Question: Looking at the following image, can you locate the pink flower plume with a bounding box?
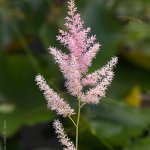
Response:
[36,0,118,109]
[82,56,118,86]
[56,0,101,73]
[35,75,75,117]
[53,119,76,150]
[81,57,118,104]
[65,55,82,97]
[35,1,118,148]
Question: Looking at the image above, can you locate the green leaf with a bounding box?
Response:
[87,99,150,147]
[90,99,150,127]
[78,118,115,150]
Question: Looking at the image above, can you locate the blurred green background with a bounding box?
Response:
[0,0,150,149]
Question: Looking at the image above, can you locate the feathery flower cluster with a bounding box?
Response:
[47,0,118,105]
[35,0,118,149]
[35,75,74,117]
[81,57,118,87]
[50,0,101,74]
[81,57,118,104]
[53,119,76,150]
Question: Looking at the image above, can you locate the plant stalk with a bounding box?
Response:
[76,99,81,150]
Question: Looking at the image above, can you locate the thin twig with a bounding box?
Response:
[68,116,77,127]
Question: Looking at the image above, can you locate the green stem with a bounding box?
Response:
[68,116,76,127]
[76,99,81,150]
[80,103,85,108]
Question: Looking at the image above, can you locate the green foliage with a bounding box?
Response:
[0,54,55,136]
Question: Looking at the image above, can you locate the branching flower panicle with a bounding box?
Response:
[35,0,118,149]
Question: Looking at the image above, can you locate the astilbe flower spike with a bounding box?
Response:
[81,56,118,104]
[54,0,101,73]
[53,119,76,150]
[49,47,82,97]
[82,57,118,87]
[35,0,118,149]
[35,75,74,117]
